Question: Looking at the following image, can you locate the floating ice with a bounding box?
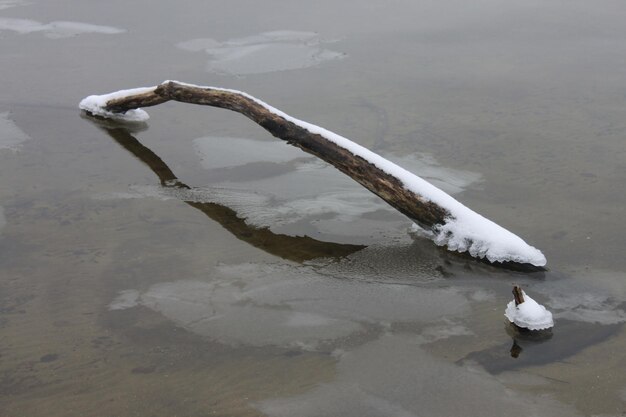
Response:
[547,292,626,325]
[79,87,152,122]
[0,17,125,38]
[110,262,470,349]
[0,112,30,152]
[92,184,181,201]
[0,0,25,10]
[504,290,554,330]
[108,289,140,311]
[538,269,626,325]
[193,136,307,169]
[80,81,546,265]
[176,30,344,75]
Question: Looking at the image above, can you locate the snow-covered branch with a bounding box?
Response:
[80,80,546,267]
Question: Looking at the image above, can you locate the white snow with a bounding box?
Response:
[79,87,153,122]
[79,81,547,265]
[504,290,554,330]
[0,17,125,38]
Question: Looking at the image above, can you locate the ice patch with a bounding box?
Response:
[193,136,307,169]
[504,290,554,330]
[238,191,390,229]
[0,17,125,38]
[92,184,174,201]
[0,112,30,152]
[285,312,337,327]
[79,87,152,122]
[0,0,26,10]
[108,289,140,310]
[121,262,470,349]
[176,30,345,75]
[547,293,626,325]
[538,270,626,325]
[418,320,474,344]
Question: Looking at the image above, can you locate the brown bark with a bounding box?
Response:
[102,81,450,232]
[512,286,525,306]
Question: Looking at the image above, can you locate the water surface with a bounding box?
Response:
[1,0,625,416]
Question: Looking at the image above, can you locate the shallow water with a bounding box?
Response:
[1,0,626,416]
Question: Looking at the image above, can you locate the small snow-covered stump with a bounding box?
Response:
[80,81,548,269]
[505,286,554,332]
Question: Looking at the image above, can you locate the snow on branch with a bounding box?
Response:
[79,80,547,267]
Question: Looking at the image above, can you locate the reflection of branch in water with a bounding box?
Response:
[102,126,365,262]
[510,339,522,358]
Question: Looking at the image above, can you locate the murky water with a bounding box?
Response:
[1,0,625,416]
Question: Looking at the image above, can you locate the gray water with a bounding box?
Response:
[1,0,625,416]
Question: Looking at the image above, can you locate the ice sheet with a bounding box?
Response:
[0,0,25,10]
[176,31,344,75]
[193,136,308,169]
[0,17,125,38]
[110,262,470,349]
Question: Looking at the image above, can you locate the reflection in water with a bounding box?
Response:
[510,339,522,358]
[99,124,365,262]
[461,320,618,373]
[507,322,553,359]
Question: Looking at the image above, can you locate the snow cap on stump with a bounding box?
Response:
[505,289,554,331]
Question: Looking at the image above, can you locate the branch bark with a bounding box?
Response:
[512,286,525,306]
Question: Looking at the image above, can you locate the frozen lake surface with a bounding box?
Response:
[1,0,625,416]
